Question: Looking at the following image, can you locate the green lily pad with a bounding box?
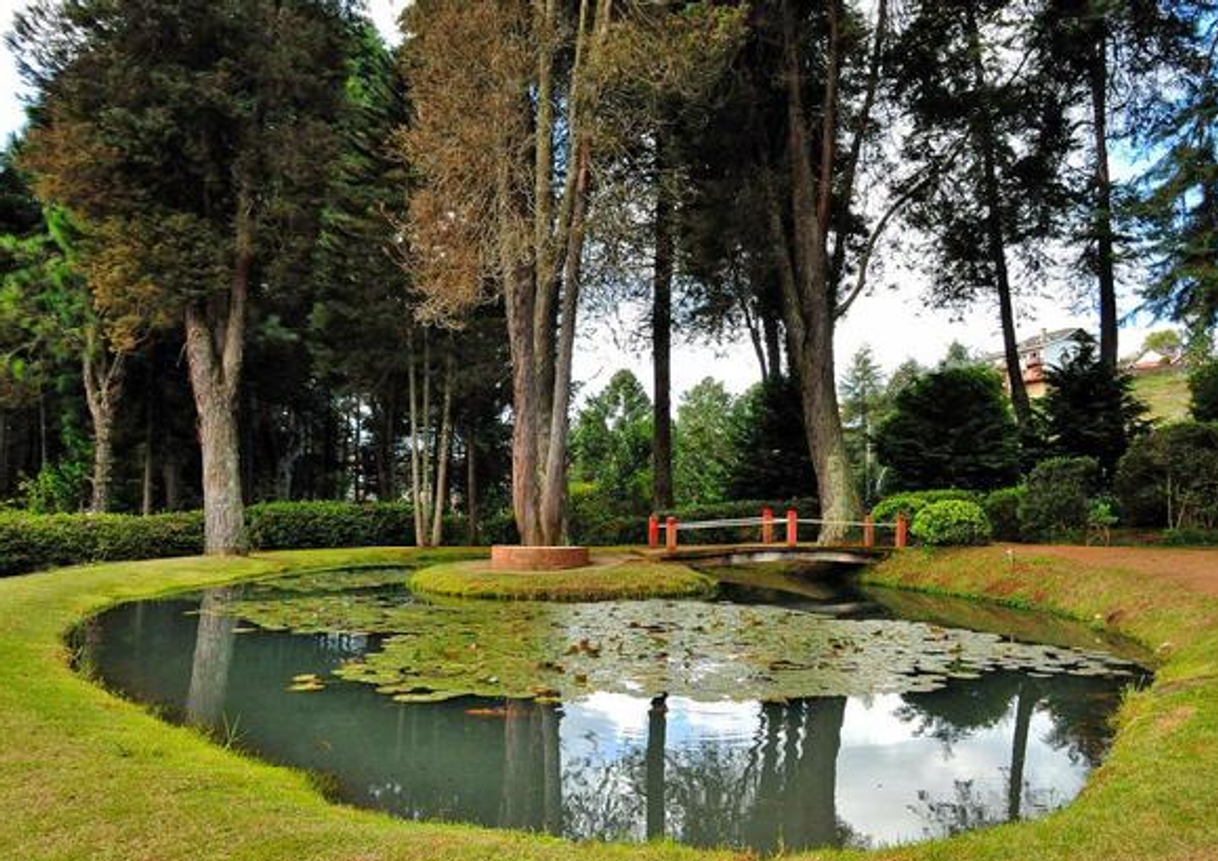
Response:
[209,575,1141,704]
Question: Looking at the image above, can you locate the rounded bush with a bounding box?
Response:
[1019,456,1099,539]
[910,500,992,546]
[983,486,1026,542]
[872,489,978,525]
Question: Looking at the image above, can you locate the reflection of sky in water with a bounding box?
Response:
[562,690,1092,849]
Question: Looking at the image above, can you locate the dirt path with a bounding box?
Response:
[1008,544,1218,599]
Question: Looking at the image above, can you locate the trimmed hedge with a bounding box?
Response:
[245,501,413,550]
[0,496,827,578]
[0,501,446,578]
[910,500,993,546]
[0,510,205,577]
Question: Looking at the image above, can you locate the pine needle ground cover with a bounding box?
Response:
[1,545,1217,860]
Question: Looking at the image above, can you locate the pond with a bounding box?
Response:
[75,563,1147,855]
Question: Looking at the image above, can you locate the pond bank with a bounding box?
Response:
[0,545,1216,860]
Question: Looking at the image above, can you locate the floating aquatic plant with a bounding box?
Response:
[214,575,1139,705]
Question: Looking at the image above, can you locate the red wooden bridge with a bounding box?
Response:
[644,507,907,565]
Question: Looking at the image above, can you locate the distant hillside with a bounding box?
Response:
[1131,367,1190,423]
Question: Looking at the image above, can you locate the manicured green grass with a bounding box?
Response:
[410,555,714,601]
[2,544,1218,860]
[1131,367,1191,423]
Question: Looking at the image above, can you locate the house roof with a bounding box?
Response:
[981,328,1088,364]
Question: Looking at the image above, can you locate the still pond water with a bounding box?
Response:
[77,565,1147,854]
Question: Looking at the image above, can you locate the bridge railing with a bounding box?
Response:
[647,508,908,552]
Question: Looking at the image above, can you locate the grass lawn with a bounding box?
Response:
[2,544,1218,860]
[1131,367,1190,422]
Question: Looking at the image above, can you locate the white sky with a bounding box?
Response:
[0,0,1164,401]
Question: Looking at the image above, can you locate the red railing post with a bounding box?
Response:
[761,507,774,545]
[648,514,659,549]
[895,513,908,549]
[786,509,798,547]
[665,516,678,552]
[863,514,875,548]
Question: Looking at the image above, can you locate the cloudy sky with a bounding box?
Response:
[0,0,1161,401]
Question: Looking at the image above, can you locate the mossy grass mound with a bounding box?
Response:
[409,554,713,601]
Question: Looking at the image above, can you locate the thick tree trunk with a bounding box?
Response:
[1089,24,1118,370]
[777,0,861,541]
[182,187,250,553]
[91,420,114,514]
[652,132,675,511]
[506,265,545,546]
[194,381,247,553]
[966,2,1031,425]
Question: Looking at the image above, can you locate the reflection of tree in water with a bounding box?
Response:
[1037,674,1128,767]
[185,588,238,728]
[899,671,1119,835]
[895,672,1022,752]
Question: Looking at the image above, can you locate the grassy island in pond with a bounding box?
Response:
[409,555,713,601]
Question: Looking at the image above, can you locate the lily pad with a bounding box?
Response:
[211,577,1141,705]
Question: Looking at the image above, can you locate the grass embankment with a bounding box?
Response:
[1131,366,1190,422]
[2,543,1218,860]
[410,555,713,601]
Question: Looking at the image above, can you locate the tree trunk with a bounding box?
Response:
[408,335,425,545]
[182,186,250,553]
[776,0,861,541]
[91,418,114,514]
[82,341,125,515]
[763,309,783,381]
[141,360,156,515]
[966,1,1031,425]
[652,131,675,510]
[162,453,183,511]
[466,422,480,545]
[1089,21,1118,370]
[430,353,455,547]
[506,264,545,546]
[194,380,247,553]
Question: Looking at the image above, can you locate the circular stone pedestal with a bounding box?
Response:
[491,545,590,571]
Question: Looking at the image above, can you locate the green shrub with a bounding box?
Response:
[245,501,413,549]
[1162,527,1218,546]
[872,489,978,525]
[1115,422,1218,528]
[982,486,1025,541]
[910,500,992,546]
[1019,457,1100,539]
[0,510,204,577]
[1188,360,1218,422]
[0,501,418,578]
